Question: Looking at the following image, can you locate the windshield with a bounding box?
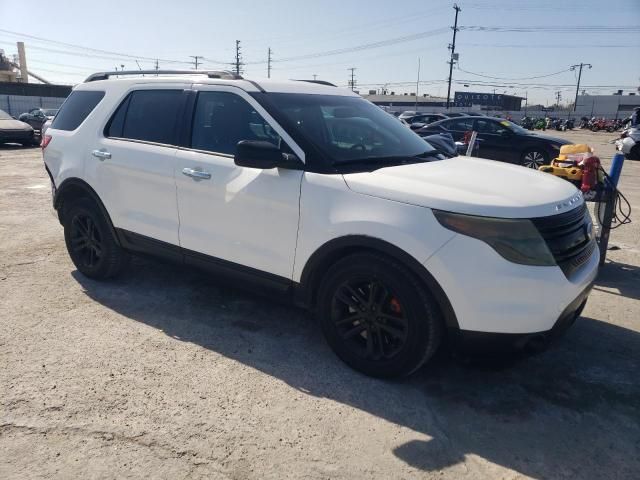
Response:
[0,109,12,120]
[500,119,528,135]
[43,109,59,116]
[258,93,436,165]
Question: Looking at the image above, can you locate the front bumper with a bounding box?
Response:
[424,231,599,335]
[0,129,35,143]
[450,282,592,353]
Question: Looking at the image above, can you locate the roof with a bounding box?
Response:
[76,73,358,97]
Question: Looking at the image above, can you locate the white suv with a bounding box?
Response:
[43,70,599,377]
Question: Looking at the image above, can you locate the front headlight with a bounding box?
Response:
[433,210,556,266]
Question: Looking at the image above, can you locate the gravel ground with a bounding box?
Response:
[1,130,638,480]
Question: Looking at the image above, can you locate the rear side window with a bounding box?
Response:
[444,118,475,131]
[106,90,183,145]
[51,90,104,131]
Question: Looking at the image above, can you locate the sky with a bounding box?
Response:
[0,0,638,105]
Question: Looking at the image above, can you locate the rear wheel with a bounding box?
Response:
[520,149,549,169]
[63,198,129,279]
[317,253,443,378]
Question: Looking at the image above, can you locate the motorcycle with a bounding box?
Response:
[520,117,535,130]
[616,127,640,160]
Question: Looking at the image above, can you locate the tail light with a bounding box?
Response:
[41,135,52,149]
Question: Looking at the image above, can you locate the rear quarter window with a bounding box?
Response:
[51,90,105,131]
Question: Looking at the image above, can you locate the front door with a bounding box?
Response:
[474,118,515,161]
[174,86,304,280]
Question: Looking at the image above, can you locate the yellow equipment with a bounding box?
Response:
[538,144,595,187]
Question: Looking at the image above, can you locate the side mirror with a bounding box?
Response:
[234,140,297,169]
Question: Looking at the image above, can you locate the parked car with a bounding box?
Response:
[441,112,468,118]
[19,107,59,132]
[403,113,449,131]
[0,109,37,146]
[43,70,598,378]
[417,116,571,168]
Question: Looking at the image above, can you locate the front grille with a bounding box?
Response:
[531,203,595,278]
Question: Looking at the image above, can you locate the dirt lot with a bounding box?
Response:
[1,130,638,480]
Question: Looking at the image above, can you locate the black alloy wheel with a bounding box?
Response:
[63,198,129,279]
[318,253,443,378]
[331,278,408,361]
[69,213,103,269]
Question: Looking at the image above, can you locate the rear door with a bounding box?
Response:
[174,86,303,281]
[89,86,188,247]
[438,117,475,141]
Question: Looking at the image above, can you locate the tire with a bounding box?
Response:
[316,252,444,378]
[628,144,640,161]
[520,149,549,169]
[63,198,129,279]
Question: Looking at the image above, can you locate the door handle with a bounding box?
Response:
[182,167,211,180]
[92,149,112,160]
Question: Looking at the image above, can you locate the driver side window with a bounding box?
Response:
[191,91,283,156]
[476,119,509,135]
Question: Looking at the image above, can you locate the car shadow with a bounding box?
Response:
[71,257,640,479]
[594,259,640,301]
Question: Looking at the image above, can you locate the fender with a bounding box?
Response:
[53,177,121,246]
[296,235,459,329]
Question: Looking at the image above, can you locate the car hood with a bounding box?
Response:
[0,118,33,131]
[524,132,571,144]
[342,156,582,219]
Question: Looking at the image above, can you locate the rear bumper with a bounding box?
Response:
[0,129,34,143]
[450,282,592,354]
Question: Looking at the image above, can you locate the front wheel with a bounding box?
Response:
[520,149,549,169]
[316,253,443,378]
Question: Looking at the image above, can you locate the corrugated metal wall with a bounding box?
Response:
[1,95,66,117]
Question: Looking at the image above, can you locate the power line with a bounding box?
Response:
[457,67,571,81]
[460,25,637,33]
[0,28,192,64]
[446,4,461,109]
[267,27,449,64]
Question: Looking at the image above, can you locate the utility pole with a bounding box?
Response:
[570,62,592,111]
[154,59,159,72]
[415,58,421,110]
[234,40,243,75]
[267,47,272,78]
[17,41,28,83]
[446,3,461,109]
[313,74,317,80]
[555,90,562,108]
[348,67,357,91]
[189,56,203,70]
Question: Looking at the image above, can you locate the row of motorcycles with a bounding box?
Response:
[520,116,575,131]
[578,117,626,132]
[519,116,627,132]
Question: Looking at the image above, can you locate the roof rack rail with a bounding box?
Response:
[84,70,243,83]
[295,79,337,87]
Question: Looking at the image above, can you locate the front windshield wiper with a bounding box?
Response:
[332,151,441,167]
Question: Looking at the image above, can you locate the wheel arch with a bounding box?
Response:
[296,235,459,329]
[54,177,121,246]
